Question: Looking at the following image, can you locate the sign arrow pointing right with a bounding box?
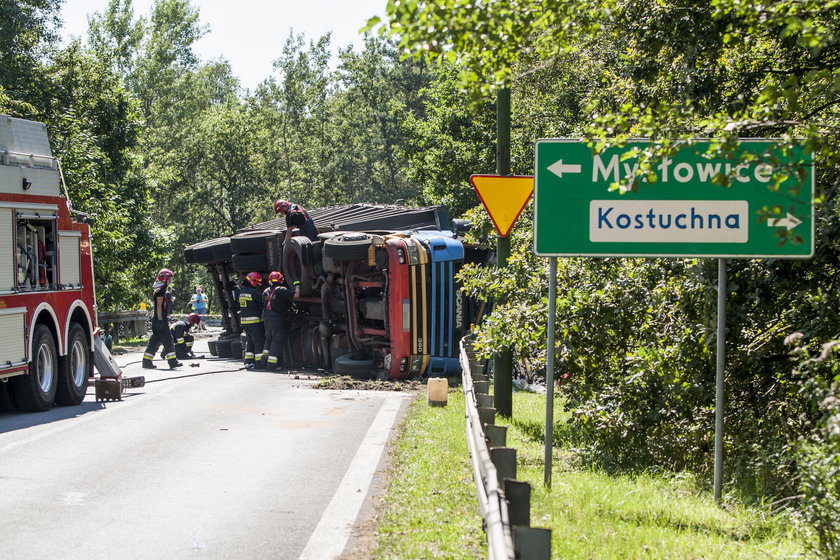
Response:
[767,213,802,231]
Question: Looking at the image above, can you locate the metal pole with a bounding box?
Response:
[494,87,513,418]
[544,257,557,487]
[714,258,726,503]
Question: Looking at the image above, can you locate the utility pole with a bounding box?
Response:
[494,87,513,418]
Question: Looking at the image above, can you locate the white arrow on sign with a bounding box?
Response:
[547,159,582,178]
[767,213,802,230]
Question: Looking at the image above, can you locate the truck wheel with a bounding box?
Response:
[229,339,243,360]
[55,323,90,406]
[11,324,58,412]
[282,237,314,296]
[190,237,229,264]
[208,340,218,356]
[230,230,279,254]
[323,233,373,261]
[334,353,375,378]
[216,338,233,358]
[232,253,269,272]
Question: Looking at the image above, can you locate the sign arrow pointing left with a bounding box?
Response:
[547,159,582,178]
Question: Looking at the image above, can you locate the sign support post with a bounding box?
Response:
[544,257,557,487]
[714,258,727,502]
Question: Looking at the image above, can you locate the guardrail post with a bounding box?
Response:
[484,424,507,448]
[477,393,494,408]
[513,527,552,559]
[504,479,531,527]
[478,406,496,429]
[490,447,516,486]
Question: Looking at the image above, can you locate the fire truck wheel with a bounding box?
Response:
[334,353,375,378]
[56,323,90,406]
[282,237,314,296]
[323,233,374,261]
[11,324,58,412]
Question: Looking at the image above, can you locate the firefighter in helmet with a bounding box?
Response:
[143,268,181,369]
[262,271,301,370]
[170,313,201,360]
[274,199,318,242]
[239,271,266,369]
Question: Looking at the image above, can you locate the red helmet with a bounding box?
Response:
[268,271,284,284]
[186,313,201,326]
[274,199,291,214]
[245,271,262,286]
[156,268,175,282]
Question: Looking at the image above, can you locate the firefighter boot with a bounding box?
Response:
[168,358,183,368]
[142,358,157,369]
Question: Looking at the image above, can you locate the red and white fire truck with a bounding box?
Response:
[0,115,95,411]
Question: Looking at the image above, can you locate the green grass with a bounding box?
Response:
[373,389,805,559]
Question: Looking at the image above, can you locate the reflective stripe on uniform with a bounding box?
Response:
[267,356,278,364]
[176,337,185,343]
[244,352,255,359]
[241,316,261,324]
[166,353,176,360]
[143,352,154,359]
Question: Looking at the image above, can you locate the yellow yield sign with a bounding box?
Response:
[469,174,534,237]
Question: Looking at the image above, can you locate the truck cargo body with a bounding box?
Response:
[0,116,96,411]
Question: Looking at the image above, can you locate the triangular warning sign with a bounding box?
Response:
[469,174,534,237]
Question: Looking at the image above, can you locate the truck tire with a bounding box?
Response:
[230,230,279,254]
[190,237,226,264]
[55,323,90,406]
[283,237,314,296]
[323,233,374,261]
[210,237,233,262]
[232,253,269,272]
[229,339,243,360]
[216,337,233,358]
[334,353,375,378]
[11,324,58,412]
[207,340,218,356]
[308,242,324,277]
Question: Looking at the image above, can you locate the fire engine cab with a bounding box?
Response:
[0,115,96,411]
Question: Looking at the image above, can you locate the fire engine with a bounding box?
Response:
[0,115,96,411]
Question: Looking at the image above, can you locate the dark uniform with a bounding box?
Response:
[238,282,265,367]
[143,282,179,368]
[170,318,195,360]
[262,283,296,369]
[285,204,318,241]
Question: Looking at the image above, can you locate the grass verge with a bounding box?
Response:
[372,389,804,559]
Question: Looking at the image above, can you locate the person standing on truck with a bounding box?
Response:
[143,268,182,369]
[239,272,266,370]
[262,271,301,370]
[274,199,318,242]
[170,313,202,359]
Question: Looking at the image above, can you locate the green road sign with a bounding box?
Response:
[534,139,814,258]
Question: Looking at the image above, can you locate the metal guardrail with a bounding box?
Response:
[460,335,551,560]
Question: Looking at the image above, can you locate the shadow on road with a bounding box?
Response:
[0,398,106,433]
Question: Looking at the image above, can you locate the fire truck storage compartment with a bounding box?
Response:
[14,210,57,291]
[58,231,81,287]
[0,308,27,370]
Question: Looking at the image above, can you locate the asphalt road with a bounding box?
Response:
[0,335,410,560]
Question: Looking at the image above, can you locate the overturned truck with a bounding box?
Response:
[184,205,487,379]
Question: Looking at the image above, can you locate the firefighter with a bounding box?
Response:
[262,271,301,370]
[274,199,318,242]
[143,268,181,369]
[239,271,266,369]
[170,313,201,360]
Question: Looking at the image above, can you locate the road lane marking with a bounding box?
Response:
[298,395,406,560]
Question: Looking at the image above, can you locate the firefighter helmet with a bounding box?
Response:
[268,271,284,284]
[274,199,291,214]
[156,268,175,282]
[187,313,201,326]
[245,271,262,287]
